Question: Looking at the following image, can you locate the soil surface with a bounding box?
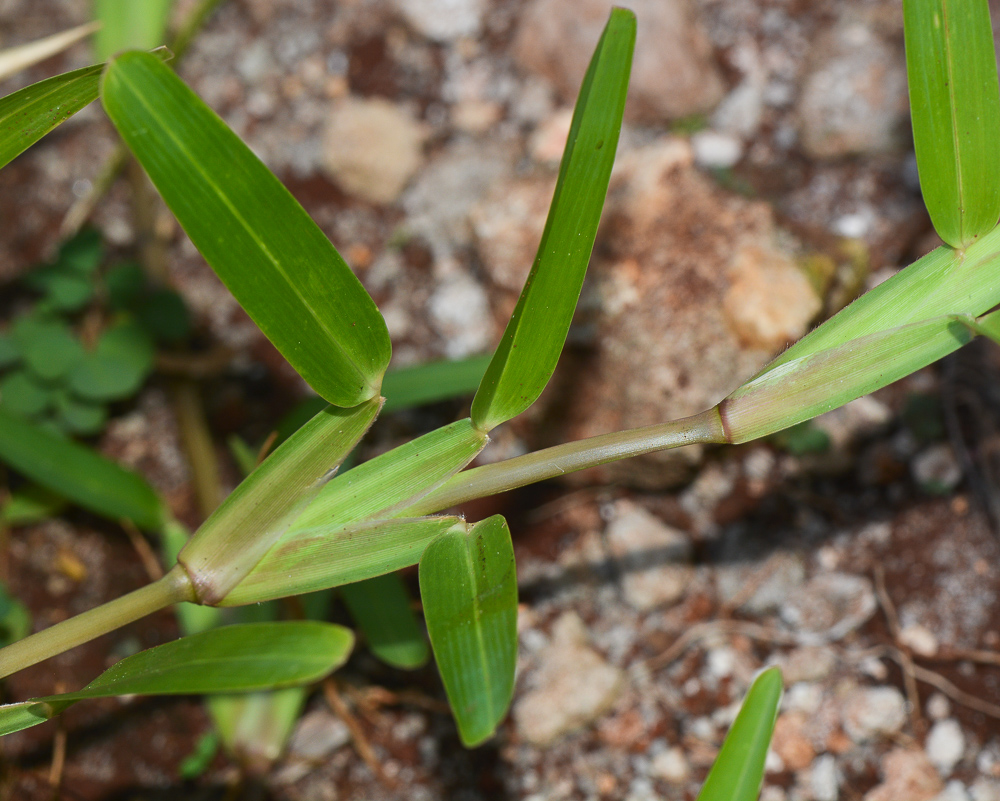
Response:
[2,1,1000,800]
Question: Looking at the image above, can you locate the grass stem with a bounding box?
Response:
[407,408,727,515]
[0,565,194,680]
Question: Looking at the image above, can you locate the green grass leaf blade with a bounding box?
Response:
[179,399,381,604]
[904,0,1000,248]
[0,622,353,739]
[93,0,173,59]
[341,572,429,669]
[0,406,165,529]
[0,64,102,170]
[381,354,492,413]
[100,51,391,407]
[696,667,783,801]
[223,516,462,606]
[290,417,488,532]
[470,9,635,431]
[0,22,99,82]
[419,515,518,747]
[50,621,353,700]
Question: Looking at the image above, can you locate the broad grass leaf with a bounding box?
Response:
[904,0,1000,248]
[101,52,391,407]
[341,572,429,669]
[0,406,165,530]
[470,9,635,431]
[696,667,783,801]
[419,515,518,746]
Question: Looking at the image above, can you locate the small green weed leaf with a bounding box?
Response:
[420,515,518,747]
[137,288,192,344]
[67,320,155,401]
[0,622,354,738]
[178,731,220,780]
[0,334,19,369]
[179,399,381,604]
[105,262,146,309]
[54,392,107,436]
[382,354,492,413]
[470,9,635,431]
[22,252,96,310]
[0,583,31,647]
[696,667,782,801]
[57,228,103,274]
[904,0,1000,249]
[0,370,52,417]
[12,316,83,382]
[0,483,66,525]
[0,406,165,529]
[770,421,830,456]
[93,0,173,60]
[0,63,103,170]
[223,516,462,606]
[101,51,391,407]
[293,417,488,531]
[341,572,429,669]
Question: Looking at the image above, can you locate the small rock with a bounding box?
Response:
[274,709,352,784]
[781,573,877,644]
[971,779,1000,801]
[843,686,907,743]
[797,16,909,159]
[900,623,939,657]
[717,551,806,616]
[772,712,816,771]
[392,0,486,41]
[605,500,693,611]
[650,747,690,784]
[723,241,822,351]
[781,646,837,684]
[927,719,966,777]
[451,99,503,134]
[934,782,972,801]
[691,130,744,169]
[513,0,724,123]
[810,754,841,801]
[513,612,626,746]
[813,396,893,451]
[912,444,963,494]
[321,96,427,204]
[427,272,493,358]
[926,693,951,721]
[864,748,944,801]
